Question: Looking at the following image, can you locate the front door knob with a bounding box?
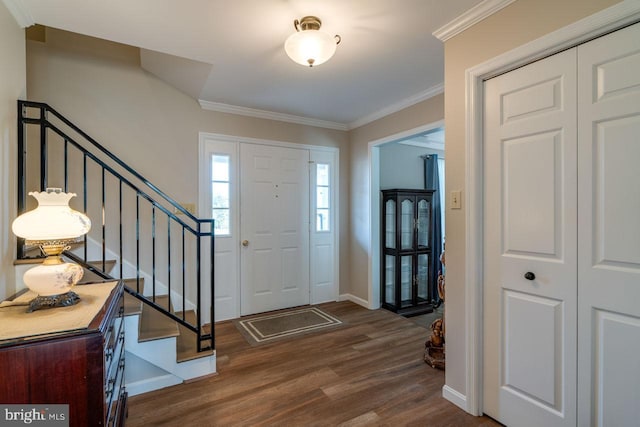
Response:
[524,272,535,281]
[242,240,249,247]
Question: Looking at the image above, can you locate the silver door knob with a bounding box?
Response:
[242,240,249,247]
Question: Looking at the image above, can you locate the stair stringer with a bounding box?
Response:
[124,314,216,383]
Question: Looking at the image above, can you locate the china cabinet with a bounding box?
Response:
[381,189,435,315]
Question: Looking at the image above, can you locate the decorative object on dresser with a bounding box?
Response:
[381,189,437,316]
[424,245,446,370]
[0,281,127,427]
[11,188,91,312]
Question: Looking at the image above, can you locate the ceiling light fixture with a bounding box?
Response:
[284,16,341,67]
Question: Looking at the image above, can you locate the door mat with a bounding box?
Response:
[234,307,343,345]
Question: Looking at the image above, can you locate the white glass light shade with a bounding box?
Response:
[12,190,91,241]
[285,30,338,67]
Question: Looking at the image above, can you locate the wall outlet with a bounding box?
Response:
[451,191,462,209]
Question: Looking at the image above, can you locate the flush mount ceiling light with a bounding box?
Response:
[285,16,341,67]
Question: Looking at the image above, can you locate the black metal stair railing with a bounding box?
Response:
[16,100,215,353]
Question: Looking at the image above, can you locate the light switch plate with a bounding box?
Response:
[451,191,462,209]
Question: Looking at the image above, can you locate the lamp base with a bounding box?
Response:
[27,291,81,312]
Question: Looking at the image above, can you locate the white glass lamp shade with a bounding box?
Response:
[285,30,338,67]
[12,190,91,242]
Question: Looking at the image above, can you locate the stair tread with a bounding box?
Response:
[175,310,214,363]
[122,278,145,316]
[138,295,180,342]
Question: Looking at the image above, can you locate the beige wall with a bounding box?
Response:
[347,94,444,301]
[0,2,26,300]
[443,0,620,397]
[26,28,351,295]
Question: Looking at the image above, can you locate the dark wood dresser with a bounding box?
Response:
[0,281,127,426]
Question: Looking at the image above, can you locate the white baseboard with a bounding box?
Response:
[442,385,468,412]
[126,373,182,397]
[338,293,369,308]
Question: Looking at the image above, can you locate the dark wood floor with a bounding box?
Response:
[127,301,499,426]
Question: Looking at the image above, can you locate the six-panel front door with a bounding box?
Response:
[240,143,310,316]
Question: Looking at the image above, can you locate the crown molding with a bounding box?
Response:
[2,0,34,28]
[397,139,444,151]
[347,82,444,130]
[198,100,348,131]
[200,82,445,132]
[433,0,516,42]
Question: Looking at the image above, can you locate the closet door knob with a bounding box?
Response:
[242,240,249,247]
[524,272,535,281]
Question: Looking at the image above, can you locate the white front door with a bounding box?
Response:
[483,48,578,426]
[240,143,310,316]
[576,23,640,427]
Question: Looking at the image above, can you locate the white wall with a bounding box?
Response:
[380,143,443,190]
[0,1,26,300]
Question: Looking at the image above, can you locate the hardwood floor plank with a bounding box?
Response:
[127,301,500,427]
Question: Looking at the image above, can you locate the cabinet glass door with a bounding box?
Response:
[384,255,395,306]
[417,198,430,249]
[417,254,429,303]
[385,199,396,249]
[401,199,414,250]
[400,255,413,308]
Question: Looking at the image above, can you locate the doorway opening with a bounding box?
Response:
[368,121,445,312]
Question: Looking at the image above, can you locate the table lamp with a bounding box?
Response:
[12,188,91,312]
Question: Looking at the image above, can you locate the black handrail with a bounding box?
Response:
[16,100,215,353]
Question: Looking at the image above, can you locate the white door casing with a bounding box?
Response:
[483,48,577,426]
[576,23,640,427]
[200,134,339,321]
[240,143,310,316]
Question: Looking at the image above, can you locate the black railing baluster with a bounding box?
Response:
[39,106,47,190]
[196,223,202,353]
[83,153,88,262]
[136,193,140,293]
[63,139,68,192]
[16,103,26,259]
[119,180,123,279]
[182,227,186,322]
[152,203,156,302]
[167,214,171,314]
[101,166,106,271]
[210,223,215,351]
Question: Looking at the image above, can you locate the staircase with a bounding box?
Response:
[14,101,216,395]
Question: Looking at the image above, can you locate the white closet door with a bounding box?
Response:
[240,143,310,316]
[483,48,577,427]
[577,22,640,427]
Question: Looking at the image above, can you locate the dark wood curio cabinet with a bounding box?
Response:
[381,189,436,316]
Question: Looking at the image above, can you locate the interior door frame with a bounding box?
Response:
[367,120,444,311]
[461,1,640,416]
[198,132,339,321]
